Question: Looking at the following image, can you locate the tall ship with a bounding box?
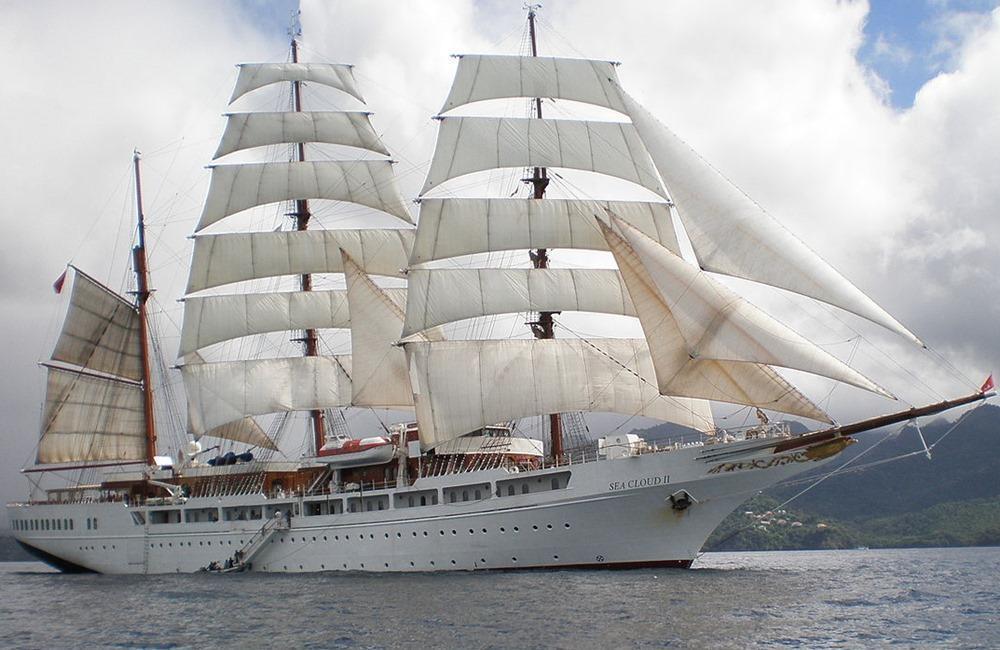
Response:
[7,10,994,574]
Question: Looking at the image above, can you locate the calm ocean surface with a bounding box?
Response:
[1,547,997,649]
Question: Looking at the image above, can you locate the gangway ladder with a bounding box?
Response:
[227,513,290,571]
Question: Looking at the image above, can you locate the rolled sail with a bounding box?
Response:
[404,338,714,448]
[442,55,626,113]
[186,228,414,294]
[410,198,679,265]
[214,112,390,159]
[622,91,920,345]
[51,269,143,382]
[37,368,146,464]
[230,63,364,104]
[403,268,635,338]
[420,117,667,198]
[182,356,353,434]
[197,161,413,231]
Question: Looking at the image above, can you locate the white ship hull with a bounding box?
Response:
[8,440,837,574]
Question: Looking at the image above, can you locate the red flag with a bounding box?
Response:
[981,374,995,394]
[52,269,67,294]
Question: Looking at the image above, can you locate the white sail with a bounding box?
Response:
[405,338,714,448]
[186,228,414,294]
[343,253,427,409]
[182,356,353,434]
[441,55,626,114]
[605,217,893,400]
[230,63,364,104]
[181,289,395,355]
[37,368,146,464]
[200,418,278,451]
[50,269,143,382]
[420,117,667,198]
[604,220,830,421]
[214,112,390,159]
[197,161,413,231]
[409,198,678,265]
[621,91,921,345]
[403,268,635,338]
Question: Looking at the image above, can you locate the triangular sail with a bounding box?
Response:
[603,217,892,405]
[621,90,921,345]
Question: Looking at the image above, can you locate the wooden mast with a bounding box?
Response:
[132,151,158,467]
[525,6,563,461]
[290,34,327,454]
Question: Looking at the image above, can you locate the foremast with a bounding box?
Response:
[524,6,563,462]
[132,151,158,467]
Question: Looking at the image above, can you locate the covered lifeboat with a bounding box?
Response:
[316,436,396,468]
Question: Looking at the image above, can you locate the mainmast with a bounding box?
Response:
[290,32,327,453]
[524,5,563,461]
[132,151,158,466]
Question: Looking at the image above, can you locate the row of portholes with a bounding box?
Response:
[150,538,246,549]
[260,554,564,572]
[77,544,115,551]
[271,522,572,546]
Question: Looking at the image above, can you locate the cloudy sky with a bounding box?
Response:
[1,0,998,510]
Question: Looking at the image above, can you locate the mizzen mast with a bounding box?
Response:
[289,25,327,454]
[132,151,158,466]
[524,5,564,462]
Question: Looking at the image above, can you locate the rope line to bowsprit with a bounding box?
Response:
[696,404,983,558]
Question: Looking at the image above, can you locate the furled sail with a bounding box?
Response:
[182,356,353,434]
[186,228,414,293]
[344,252,432,409]
[37,368,146,464]
[603,217,892,411]
[230,63,364,104]
[402,268,635,338]
[409,198,679,265]
[621,91,921,345]
[441,55,626,113]
[404,338,715,448]
[51,269,143,382]
[197,161,413,230]
[420,117,667,198]
[214,112,390,159]
[179,288,404,355]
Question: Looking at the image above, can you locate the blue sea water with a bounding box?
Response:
[1,547,997,649]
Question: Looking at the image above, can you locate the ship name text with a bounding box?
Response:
[608,475,670,491]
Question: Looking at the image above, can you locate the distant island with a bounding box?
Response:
[3,405,997,562]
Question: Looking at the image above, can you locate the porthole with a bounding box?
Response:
[422,531,428,537]
[554,555,560,560]
[321,564,325,569]
[409,561,415,567]
[481,528,487,534]
[439,530,445,536]
[429,560,435,566]
[451,530,457,535]
[412,531,417,537]
[546,524,553,530]
[323,536,328,541]
[532,525,538,531]
[335,535,340,540]
[500,527,506,533]
[513,526,519,532]
[480,558,486,563]
[360,563,365,568]
[468,529,474,535]
[385,563,389,568]
[385,533,390,539]
[564,523,571,529]
[343,563,348,568]
[511,557,517,563]
[397,532,402,538]
[451,560,456,565]
[312,536,317,542]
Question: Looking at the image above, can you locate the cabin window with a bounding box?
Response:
[130,512,145,526]
[474,489,482,500]
[69,519,74,530]
[522,484,529,495]
[508,486,515,496]
[86,518,91,530]
[462,490,469,502]
[551,478,560,490]
[420,495,426,506]
[408,496,414,508]
[366,501,373,512]
[450,493,456,503]
[350,503,357,513]
[93,518,98,530]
